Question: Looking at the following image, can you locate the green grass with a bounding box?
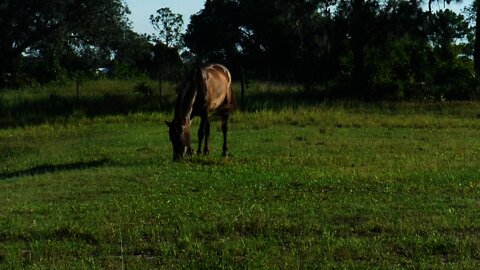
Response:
[1,81,480,268]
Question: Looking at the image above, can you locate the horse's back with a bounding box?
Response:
[202,64,237,113]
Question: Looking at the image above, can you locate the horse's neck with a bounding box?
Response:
[174,83,198,124]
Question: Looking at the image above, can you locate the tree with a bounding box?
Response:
[184,0,241,63]
[149,8,184,97]
[351,0,368,96]
[110,30,153,77]
[149,7,184,48]
[185,0,329,81]
[184,0,473,100]
[475,1,480,76]
[0,0,130,87]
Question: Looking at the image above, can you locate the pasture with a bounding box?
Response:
[1,81,480,269]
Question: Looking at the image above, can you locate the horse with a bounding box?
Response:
[165,63,237,160]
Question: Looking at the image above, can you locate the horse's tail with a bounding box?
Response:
[214,84,238,117]
[228,85,239,112]
[227,67,238,112]
[220,66,238,114]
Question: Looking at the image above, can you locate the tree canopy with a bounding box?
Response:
[183,0,477,100]
[0,0,132,86]
[150,7,184,48]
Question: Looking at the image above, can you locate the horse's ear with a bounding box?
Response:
[165,121,172,127]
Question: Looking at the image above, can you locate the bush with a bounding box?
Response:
[134,81,154,97]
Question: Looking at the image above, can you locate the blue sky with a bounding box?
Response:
[124,0,205,35]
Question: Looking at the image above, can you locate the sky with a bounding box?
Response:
[124,0,205,35]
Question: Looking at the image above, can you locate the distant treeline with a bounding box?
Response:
[1,0,480,100]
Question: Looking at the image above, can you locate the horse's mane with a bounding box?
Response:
[173,66,203,124]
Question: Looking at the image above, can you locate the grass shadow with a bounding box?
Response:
[0,93,176,128]
[241,87,317,111]
[5,81,477,129]
[0,158,108,180]
[0,82,327,128]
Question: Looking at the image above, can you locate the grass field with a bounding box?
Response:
[1,80,480,269]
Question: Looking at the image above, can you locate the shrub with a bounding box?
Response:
[134,81,154,97]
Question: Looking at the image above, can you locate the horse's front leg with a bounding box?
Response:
[197,116,206,155]
[203,119,210,155]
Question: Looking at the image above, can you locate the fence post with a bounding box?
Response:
[240,67,245,108]
[76,75,80,105]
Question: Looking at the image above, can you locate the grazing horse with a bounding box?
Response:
[166,63,237,160]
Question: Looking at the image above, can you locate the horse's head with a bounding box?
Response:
[165,120,193,161]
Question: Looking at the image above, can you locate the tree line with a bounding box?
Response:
[1,0,479,100]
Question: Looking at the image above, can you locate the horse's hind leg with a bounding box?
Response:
[221,114,229,156]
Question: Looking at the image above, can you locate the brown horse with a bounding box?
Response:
[166,63,237,160]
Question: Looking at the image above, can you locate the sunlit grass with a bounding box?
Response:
[1,81,480,268]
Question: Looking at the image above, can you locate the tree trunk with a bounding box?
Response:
[351,0,366,97]
[474,1,480,76]
[0,50,18,88]
[240,66,245,107]
[76,76,80,104]
[158,73,163,103]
